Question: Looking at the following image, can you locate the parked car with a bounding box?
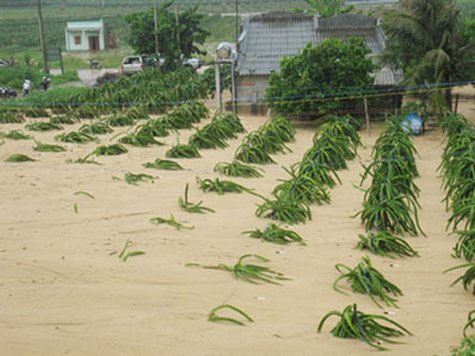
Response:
[120,55,158,74]
[155,56,202,70]
[120,54,201,74]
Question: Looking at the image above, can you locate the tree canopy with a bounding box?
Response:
[125,2,209,69]
[265,37,375,117]
[382,0,475,107]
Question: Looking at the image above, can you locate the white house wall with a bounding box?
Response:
[65,28,105,51]
[236,75,270,104]
[66,31,87,51]
[236,75,270,114]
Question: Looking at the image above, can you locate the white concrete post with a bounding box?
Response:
[231,60,236,114]
[215,62,222,112]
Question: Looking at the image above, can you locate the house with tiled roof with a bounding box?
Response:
[235,12,402,114]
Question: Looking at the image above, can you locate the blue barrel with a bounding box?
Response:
[402,112,424,135]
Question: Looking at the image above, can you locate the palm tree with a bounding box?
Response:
[382,0,475,109]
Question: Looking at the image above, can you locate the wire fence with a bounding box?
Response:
[1,81,473,111]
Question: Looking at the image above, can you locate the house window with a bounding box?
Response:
[74,35,81,45]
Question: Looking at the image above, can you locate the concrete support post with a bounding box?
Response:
[215,62,222,112]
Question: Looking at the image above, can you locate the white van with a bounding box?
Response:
[120,55,158,74]
[120,56,144,74]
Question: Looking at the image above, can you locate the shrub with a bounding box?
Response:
[0,63,42,89]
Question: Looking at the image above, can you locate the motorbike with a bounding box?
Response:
[0,87,17,98]
[89,59,102,70]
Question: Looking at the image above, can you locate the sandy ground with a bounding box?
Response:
[0,105,473,355]
[453,86,475,123]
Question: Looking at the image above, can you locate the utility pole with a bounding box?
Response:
[235,0,239,45]
[175,5,180,50]
[37,0,48,73]
[101,0,104,8]
[153,3,159,57]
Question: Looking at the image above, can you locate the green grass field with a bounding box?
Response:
[0,0,310,49]
[0,0,471,50]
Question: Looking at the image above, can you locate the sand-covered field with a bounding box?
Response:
[0,98,473,355]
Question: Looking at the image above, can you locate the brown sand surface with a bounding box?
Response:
[453,85,475,122]
[0,112,473,356]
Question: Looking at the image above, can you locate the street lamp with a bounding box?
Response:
[215,42,236,113]
[216,42,232,60]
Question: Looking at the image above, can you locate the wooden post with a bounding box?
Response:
[394,94,399,116]
[393,93,397,115]
[58,47,64,75]
[364,97,370,135]
[454,93,460,114]
[37,0,49,73]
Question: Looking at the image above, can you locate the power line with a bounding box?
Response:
[37,0,49,73]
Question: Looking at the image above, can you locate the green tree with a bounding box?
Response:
[125,2,209,69]
[296,0,353,17]
[462,17,475,45]
[382,0,475,109]
[265,37,375,117]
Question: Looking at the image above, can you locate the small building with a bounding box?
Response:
[235,12,402,115]
[65,19,106,52]
[236,12,317,114]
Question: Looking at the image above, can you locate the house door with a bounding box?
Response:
[88,36,100,51]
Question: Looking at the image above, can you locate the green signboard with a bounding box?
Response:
[46,48,64,74]
[47,48,61,62]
